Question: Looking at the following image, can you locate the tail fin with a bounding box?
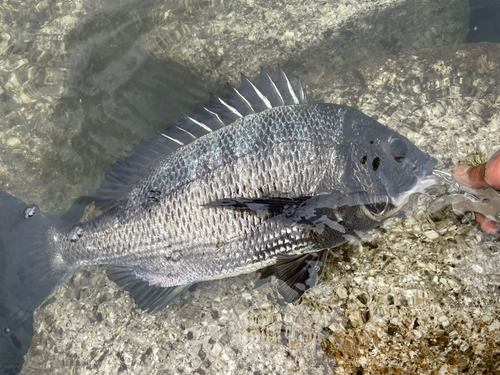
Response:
[0,191,71,374]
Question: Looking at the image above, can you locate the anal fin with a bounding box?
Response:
[107,266,190,314]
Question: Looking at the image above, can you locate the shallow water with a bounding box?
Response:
[1,0,500,374]
[0,0,470,213]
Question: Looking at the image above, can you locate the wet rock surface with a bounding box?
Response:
[3,0,500,374]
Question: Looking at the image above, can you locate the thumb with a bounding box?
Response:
[452,164,488,189]
[452,150,500,190]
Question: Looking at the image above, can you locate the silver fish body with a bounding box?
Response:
[55,103,435,286]
[0,69,436,373]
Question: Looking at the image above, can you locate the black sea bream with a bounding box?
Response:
[0,68,437,373]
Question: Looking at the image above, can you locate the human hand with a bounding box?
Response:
[452,150,500,234]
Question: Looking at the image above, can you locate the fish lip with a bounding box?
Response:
[420,157,440,188]
[424,157,439,177]
[415,158,439,186]
[389,157,440,207]
[416,157,440,191]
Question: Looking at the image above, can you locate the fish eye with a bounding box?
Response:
[389,138,409,163]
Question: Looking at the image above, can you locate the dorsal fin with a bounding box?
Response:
[94,68,308,209]
[181,103,225,133]
[94,134,189,209]
[239,73,273,112]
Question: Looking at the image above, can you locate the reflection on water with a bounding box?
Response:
[0,0,209,215]
[0,0,470,215]
[1,0,500,373]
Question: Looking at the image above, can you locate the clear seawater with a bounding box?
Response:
[1,0,500,374]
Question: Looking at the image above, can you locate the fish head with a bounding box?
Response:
[342,108,438,209]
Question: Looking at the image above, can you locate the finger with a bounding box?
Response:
[475,212,499,235]
[485,149,500,188]
[453,150,500,190]
[453,164,489,189]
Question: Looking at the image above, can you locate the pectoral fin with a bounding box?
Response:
[207,193,349,233]
[205,196,310,218]
[210,191,394,235]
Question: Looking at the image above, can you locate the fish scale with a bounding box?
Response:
[66,106,408,280]
[62,107,338,272]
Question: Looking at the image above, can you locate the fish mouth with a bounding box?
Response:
[423,157,438,178]
[417,157,439,189]
[391,157,439,207]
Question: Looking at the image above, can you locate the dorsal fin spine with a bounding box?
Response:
[202,106,225,127]
[174,125,197,139]
[158,131,185,146]
[182,114,214,132]
[241,74,273,109]
[227,83,255,114]
[260,67,285,106]
[212,94,243,118]
[279,66,299,105]
[297,77,307,104]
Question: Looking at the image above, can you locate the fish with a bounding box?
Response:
[0,67,437,374]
